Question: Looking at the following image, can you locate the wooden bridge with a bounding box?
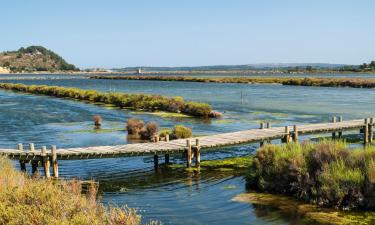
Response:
[1,117,374,178]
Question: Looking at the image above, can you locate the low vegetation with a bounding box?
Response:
[0,83,214,117]
[247,141,375,210]
[0,156,148,225]
[170,125,192,139]
[92,75,375,89]
[0,46,78,72]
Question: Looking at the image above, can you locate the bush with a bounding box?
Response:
[171,125,192,139]
[247,141,375,209]
[140,122,159,140]
[126,118,144,135]
[159,128,171,138]
[93,115,102,126]
[0,156,145,225]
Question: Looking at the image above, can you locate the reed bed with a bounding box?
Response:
[0,83,213,117]
[91,75,375,88]
[247,140,375,210]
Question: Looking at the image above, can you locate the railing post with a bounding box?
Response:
[51,145,59,178]
[369,118,374,144]
[165,134,169,142]
[260,123,265,147]
[18,144,26,172]
[186,139,192,168]
[293,125,299,142]
[41,146,50,178]
[332,116,337,139]
[195,138,201,166]
[338,116,343,138]
[282,126,290,143]
[364,118,369,145]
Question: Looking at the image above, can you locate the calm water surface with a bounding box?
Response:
[1,74,374,224]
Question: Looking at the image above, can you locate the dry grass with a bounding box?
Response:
[0,156,158,225]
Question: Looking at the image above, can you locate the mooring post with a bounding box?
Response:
[364,118,369,145]
[332,116,337,139]
[41,146,50,178]
[18,143,26,172]
[293,125,299,142]
[338,116,343,138]
[195,138,201,166]
[51,145,59,178]
[369,118,374,144]
[260,122,265,147]
[165,154,170,164]
[282,126,290,143]
[165,134,169,142]
[186,139,192,168]
[154,154,159,169]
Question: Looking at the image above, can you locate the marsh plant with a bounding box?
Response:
[140,122,159,140]
[93,115,103,128]
[126,118,145,136]
[0,156,152,225]
[247,140,375,210]
[171,125,192,139]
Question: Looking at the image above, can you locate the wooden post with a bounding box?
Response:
[154,154,159,169]
[31,161,38,175]
[186,139,192,168]
[364,118,369,145]
[51,145,59,178]
[41,146,50,178]
[154,136,159,142]
[195,138,201,166]
[332,116,336,139]
[282,126,290,143]
[293,125,299,142]
[165,134,169,142]
[18,144,26,172]
[29,143,35,152]
[338,116,343,138]
[165,154,170,164]
[260,122,265,147]
[266,122,271,128]
[369,118,374,144]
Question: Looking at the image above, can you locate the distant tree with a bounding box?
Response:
[306,66,313,71]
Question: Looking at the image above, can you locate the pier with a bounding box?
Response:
[0,117,373,178]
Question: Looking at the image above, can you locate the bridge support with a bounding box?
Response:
[332,117,337,139]
[364,118,369,145]
[369,118,374,144]
[17,144,27,172]
[195,139,201,166]
[292,125,299,142]
[259,123,265,147]
[41,146,51,178]
[165,154,170,164]
[282,126,291,143]
[338,116,343,138]
[51,145,59,178]
[154,154,159,169]
[186,140,192,168]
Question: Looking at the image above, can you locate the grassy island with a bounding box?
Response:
[0,83,214,118]
[91,75,375,89]
[247,141,375,210]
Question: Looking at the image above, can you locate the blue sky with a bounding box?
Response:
[1,0,374,68]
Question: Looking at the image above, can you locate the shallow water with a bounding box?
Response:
[1,74,374,224]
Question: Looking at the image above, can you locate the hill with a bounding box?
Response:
[0,46,78,73]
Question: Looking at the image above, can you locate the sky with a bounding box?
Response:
[1,0,375,68]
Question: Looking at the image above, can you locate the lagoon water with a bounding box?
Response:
[1,74,375,224]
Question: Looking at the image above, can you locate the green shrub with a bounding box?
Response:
[171,125,192,139]
[159,128,171,138]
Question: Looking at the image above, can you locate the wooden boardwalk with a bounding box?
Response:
[0,117,373,178]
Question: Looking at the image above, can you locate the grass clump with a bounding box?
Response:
[0,83,214,117]
[171,125,192,139]
[247,140,375,210]
[0,156,149,225]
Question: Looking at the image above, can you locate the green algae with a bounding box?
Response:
[223,185,237,190]
[131,111,192,118]
[233,192,375,225]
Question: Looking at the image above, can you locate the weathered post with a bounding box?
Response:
[364,118,369,145]
[332,116,337,139]
[338,116,343,138]
[29,143,38,175]
[51,145,59,178]
[195,138,201,166]
[41,146,50,178]
[165,154,170,164]
[154,154,159,169]
[266,122,271,128]
[282,126,290,143]
[369,118,374,144]
[186,139,192,168]
[293,125,299,142]
[165,134,169,142]
[18,144,26,172]
[260,122,265,147]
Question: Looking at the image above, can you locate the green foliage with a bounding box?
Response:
[0,83,213,117]
[0,156,145,225]
[247,141,375,209]
[171,125,192,139]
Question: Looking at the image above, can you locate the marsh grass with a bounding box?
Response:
[0,82,213,117]
[247,140,375,209]
[92,75,375,89]
[0,156,156,225]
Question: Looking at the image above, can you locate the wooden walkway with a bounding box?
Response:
[0,117,374,178]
